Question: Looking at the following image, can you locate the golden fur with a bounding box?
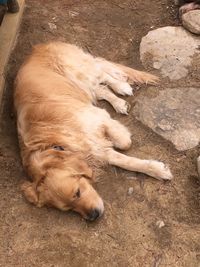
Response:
[15,42,172,220]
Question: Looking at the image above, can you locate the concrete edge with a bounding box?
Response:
[0,0,25,109]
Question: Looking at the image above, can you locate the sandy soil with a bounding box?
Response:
[0,1,200,266]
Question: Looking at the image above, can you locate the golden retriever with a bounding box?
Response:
[14,42,173,221]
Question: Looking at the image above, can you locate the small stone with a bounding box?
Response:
[156,220,165,228]
[48,22,57,30]
[127,187,134,195]
[176,155,186,162]
[69,11,79,17]
[182,10,200,35]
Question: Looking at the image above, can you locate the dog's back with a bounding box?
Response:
[15,43,96,165]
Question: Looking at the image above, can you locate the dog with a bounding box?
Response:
[176,0,200,17]
[14,42,173,221]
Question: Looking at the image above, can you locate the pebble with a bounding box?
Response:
[69,11,79,17]
[156,220,165,228]
[127,187,134,196]
[48,22,57,30]
[182,10,200,35]
[176,155,186,162]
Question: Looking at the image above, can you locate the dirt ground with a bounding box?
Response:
[0,1,200,266]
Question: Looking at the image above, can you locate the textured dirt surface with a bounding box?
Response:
[0,1,200,266]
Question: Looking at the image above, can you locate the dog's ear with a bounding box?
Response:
[21,181,40,206]
[78,160,93,180]
[70,157,94,180]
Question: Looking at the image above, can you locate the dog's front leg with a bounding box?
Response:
[96,86,131,115]
[105,149,173,180]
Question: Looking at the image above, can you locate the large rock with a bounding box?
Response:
[182,10,200,35]
[132,87,200,151]
[140,26,200,81]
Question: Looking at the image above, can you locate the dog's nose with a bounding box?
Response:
[87,209,100,221]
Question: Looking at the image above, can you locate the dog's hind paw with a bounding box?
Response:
[117,83,133,96]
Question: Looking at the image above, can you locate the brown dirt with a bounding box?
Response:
[0,1,200,266]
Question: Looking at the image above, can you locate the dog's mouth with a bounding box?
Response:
[73,200,104,221]
[84,208,103,221]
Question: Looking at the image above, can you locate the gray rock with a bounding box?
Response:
[182,10,200,35]
[156,220,165,228]
[140,26,200,81]
[132,87,200,151]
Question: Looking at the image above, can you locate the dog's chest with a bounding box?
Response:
[76,106,111,154]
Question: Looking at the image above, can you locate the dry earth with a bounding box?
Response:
[0,1,200,266]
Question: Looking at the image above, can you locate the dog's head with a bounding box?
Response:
[21,149,104,221]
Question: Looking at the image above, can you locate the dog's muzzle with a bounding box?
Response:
[86,208,101,221]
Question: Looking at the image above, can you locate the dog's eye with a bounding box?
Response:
[74,189,80,198]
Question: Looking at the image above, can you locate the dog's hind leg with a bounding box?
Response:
[105,149,173,180]
[96,86,131,115]
[97,58,159,96]
[104,119,132,150]
[102,73,134,96]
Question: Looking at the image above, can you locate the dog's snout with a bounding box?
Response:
[87,209,101,221]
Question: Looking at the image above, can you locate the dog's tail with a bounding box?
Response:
[97,58,159,85]
[114,62,159,85]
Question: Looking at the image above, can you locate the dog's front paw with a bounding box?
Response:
[113,99,131,115]
[147,160,173,180]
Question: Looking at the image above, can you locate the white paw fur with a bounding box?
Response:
[113,100,131,115]
[147,160,173,180]
[116,82,133,96]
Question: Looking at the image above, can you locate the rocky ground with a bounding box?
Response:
[138,26,200,151]
[0,1,200,266]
